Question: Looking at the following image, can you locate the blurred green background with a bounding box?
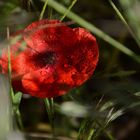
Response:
[0,0,140,140]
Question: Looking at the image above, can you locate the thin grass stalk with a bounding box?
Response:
[87,128,95,140]
[40,0,49,20]
[95,120,115,140]
[48,7,53,19]
[60,0,78,21]
[108,0,140,47]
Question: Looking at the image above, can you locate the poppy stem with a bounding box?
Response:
[44,98,55,138]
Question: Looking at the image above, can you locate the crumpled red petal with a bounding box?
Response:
[0,19,99,98]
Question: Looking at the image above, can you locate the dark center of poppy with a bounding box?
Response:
[33,51,56,67]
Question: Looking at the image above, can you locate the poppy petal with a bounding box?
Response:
[0,19,99,98]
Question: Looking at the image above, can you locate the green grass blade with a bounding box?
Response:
[60,0,78,21]
[109,0,140,47]
[87,128,95,140]
[44,0,140,63]
[119,0,140,46]
[39,0,49,20]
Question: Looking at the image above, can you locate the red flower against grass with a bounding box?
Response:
[0,19,99,98]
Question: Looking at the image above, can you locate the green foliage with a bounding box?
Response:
[119,0,140,45]
[0,0,140,139]
[13,92,22,107]
[109,0,140,47]
[0,0,19,25]
[0,75,12,140]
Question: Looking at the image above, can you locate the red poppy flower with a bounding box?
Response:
[0,19,99,98]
